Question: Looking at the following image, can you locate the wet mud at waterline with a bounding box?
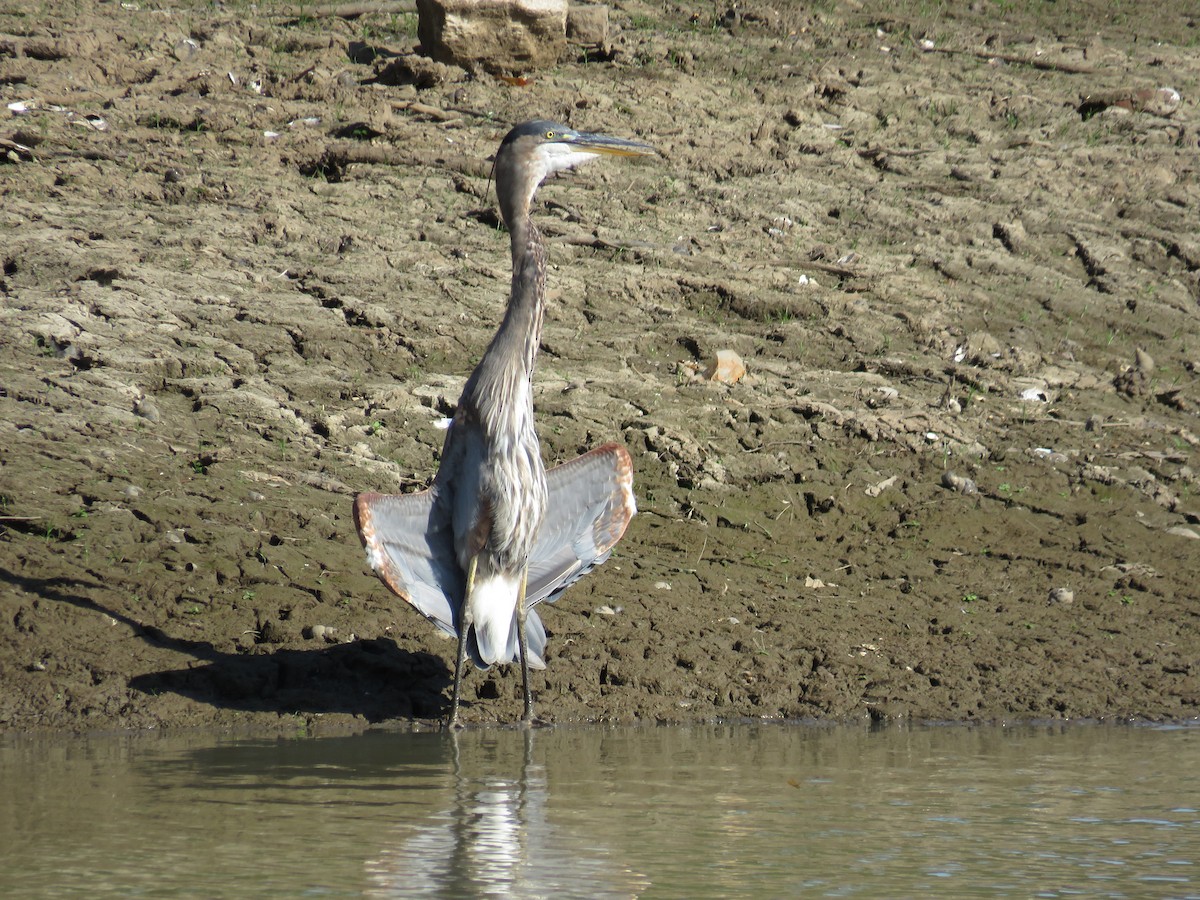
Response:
[1,1,1198,732]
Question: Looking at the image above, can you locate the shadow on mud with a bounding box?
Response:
[128,641,452,724]
[0,565,451,723]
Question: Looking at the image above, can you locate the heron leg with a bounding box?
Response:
[448,554,478,730]
[515,567,533,723]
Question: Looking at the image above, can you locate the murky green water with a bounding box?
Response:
[1,723,1197,898]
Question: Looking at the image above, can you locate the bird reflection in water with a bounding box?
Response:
[363,730,650,897]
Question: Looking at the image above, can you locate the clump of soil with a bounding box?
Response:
[1,1,1197,733]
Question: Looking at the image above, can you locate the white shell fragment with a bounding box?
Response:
[1,137,34,161]
[308,624,338,642]
[73,113,108,131]
[173,38,200,61]
[863,385,898,408]
[1165,525,1199,540]
[864,475,898,497]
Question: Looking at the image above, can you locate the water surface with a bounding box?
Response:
[2,723,1197,897]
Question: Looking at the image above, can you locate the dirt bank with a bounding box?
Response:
[2,0,1198,733]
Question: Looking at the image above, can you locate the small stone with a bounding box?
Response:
[704,349,746,385]
[940,470,978,494]
[1134,347,1155,374]
[1048,587,1075,604]
[307,624,338,642]
[134,395,161,423]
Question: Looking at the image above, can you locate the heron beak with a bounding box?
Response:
[567,131,656,158]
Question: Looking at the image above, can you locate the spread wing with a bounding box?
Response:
[354,442,635,663]
[526,443,636,607]
[353,487,463,639]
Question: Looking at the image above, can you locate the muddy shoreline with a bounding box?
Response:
[2,1,1197,733]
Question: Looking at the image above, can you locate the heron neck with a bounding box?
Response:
[495,214,546,378]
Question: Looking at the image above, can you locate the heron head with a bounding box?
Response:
[494,120,655,227]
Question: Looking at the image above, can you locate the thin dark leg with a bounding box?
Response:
[515,568,533,723]
[448,555,478,730]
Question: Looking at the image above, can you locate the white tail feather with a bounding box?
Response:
[469,571,521,666]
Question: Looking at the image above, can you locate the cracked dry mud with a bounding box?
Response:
[1,1,1198,732]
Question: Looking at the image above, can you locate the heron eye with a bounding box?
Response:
[545,130,556,140]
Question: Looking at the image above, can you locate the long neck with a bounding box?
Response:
[492,213,546,378]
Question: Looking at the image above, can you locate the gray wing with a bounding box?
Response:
[354,486,549,671]
[354,441,634,666]
[526,442,636,607]
[353,488,464,639]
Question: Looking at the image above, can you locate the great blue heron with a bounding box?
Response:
[354,120,654,726]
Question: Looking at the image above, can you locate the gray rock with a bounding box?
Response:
[567,4,609,47]
[418,0,567,73]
